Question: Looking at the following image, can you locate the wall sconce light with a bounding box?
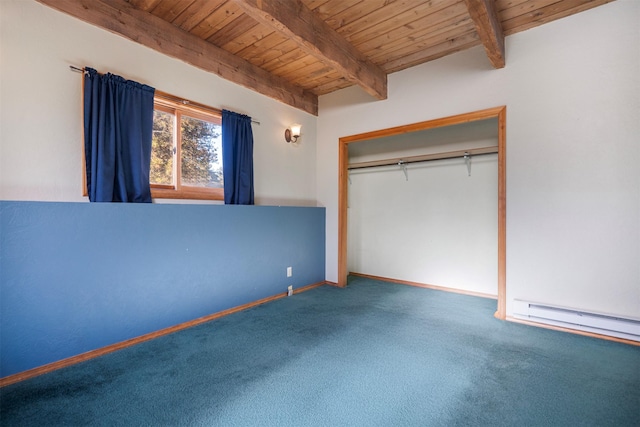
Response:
[285,124,301,143]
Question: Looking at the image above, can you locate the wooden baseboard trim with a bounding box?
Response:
[506,316,640,347]
[291,281,326,295]
[325,280,340,287]
[0,281,327,387]
[351,273,637,346]
[349,272,498,300]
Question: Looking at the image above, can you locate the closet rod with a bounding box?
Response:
[69,65,260,125]
[348,146,498,170]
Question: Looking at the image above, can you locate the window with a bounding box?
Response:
[150,93,224,201]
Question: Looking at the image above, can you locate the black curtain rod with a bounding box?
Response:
[348,147,499,171]
[69,65,260,125]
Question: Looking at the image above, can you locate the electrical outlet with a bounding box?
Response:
[287,266,292,277]
[287,285,293,296]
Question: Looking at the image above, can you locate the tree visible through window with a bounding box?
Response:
[151,109,174,186]
[180,115,222,187]
[150,94,223,200]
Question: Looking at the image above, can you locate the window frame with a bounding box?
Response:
[151,92,224,201]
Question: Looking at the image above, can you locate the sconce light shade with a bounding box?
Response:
[285,124,302,143]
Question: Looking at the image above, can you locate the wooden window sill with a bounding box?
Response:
[151,187,224,201]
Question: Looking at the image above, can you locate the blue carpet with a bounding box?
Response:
[1,276,639,426]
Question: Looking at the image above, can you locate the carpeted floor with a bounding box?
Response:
[1,276,639,426]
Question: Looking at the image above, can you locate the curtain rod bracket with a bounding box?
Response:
[69,65,88,75]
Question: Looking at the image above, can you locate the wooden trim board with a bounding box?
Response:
[0,281,327,387]
[506,316,640,347]
[352,273,638,347]
[496,106,507,319]
[350,272,498,300]
[338,106,507,321]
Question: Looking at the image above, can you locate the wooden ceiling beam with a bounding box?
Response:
[463,0,506,68]
[35,0,318,115]
[233,0,387,100]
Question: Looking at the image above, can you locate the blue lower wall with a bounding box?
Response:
[0,201,325,378]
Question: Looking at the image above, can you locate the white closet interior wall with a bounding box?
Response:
[347,119,499,296]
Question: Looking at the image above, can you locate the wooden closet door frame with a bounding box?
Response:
[338,106,507,319]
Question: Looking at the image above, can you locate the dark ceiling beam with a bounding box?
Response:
[36,0,319,115]
[233,0,388,100]
[463,0,506,68]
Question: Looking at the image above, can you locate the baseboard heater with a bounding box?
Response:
[513,300,640,342]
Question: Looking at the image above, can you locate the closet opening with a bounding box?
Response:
[338,106,506,319]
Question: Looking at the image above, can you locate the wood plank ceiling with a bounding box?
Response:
[38,0,613,115]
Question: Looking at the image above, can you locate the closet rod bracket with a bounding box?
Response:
[464,152,471,176]
[398,161,408,181]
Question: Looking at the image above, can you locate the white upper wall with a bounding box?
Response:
[0,0,317,206]
[318,0,639,319]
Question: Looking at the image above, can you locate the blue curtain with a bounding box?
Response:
[83,67,155,202]
[222,110,254,205]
